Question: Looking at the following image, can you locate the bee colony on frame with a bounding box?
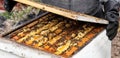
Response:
[6,13,105,58]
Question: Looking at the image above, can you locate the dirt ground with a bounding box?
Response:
[112,14,120,58]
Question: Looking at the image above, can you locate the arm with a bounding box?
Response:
[103,0,119,40]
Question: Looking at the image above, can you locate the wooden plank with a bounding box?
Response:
[14,0,108,24]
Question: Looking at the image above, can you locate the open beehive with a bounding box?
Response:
[2,12,105,58]
[1,0,108,58]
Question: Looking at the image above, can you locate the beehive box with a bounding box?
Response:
[0,0,111,58]
[0,12,108,58]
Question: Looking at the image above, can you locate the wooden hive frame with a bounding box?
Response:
[0,0,107,58]
[2,12,105,58]
[14,0,108,24]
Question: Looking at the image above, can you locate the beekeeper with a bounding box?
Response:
[3,0,119,40]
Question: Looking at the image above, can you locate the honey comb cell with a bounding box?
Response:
[9,13,105,58]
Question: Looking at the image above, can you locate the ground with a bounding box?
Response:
[112,16,120,58]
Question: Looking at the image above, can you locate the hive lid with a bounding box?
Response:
[14,0,108,24]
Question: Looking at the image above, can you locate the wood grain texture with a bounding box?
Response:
[14,0,108,24]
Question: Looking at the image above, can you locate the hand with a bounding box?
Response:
[3,0,17,12]
[106,11,119,40]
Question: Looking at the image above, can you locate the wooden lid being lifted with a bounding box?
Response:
[14,0,108,24]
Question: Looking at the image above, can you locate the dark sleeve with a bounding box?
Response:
[104,0,119,11]
[4,0,17,12]
[100,0,120,20]
[103,0,119,21]
[101,0,119,40]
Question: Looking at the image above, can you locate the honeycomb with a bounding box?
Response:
[9,13,105,58]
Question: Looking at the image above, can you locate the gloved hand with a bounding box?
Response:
[3,0,17,12]
[104,0,119,40]
[106,11,119,40]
